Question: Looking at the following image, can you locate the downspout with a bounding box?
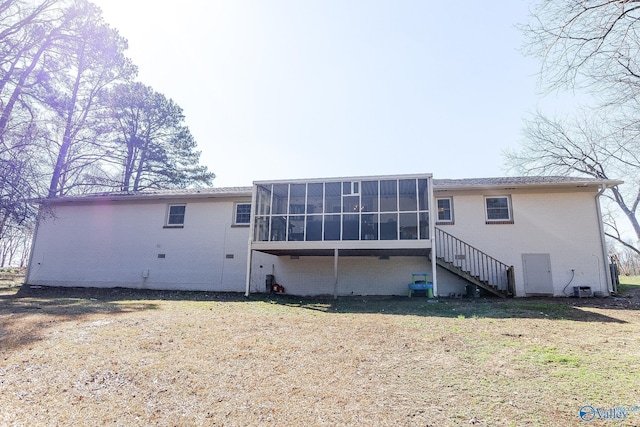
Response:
[595,184,613,294]
[245,184,258,297]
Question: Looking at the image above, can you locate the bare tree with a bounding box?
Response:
[0,220,32,267]
[0,123,42,240]
[612,245,640,275]
[511,1,640,253]
[0,0,66,218]
[505,112,640,254]
[44,0,136,197]
[0,0,135,263]
[0,1,214,263]
[0,0,71,144]
[523,0,640,101]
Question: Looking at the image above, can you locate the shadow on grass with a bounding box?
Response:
[3,285,634,326]
[3,284,162,310]
[258,294,632,323]
[10,284,244,303]
[0,285,161,354]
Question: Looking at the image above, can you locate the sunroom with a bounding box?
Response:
[245,174,437,297]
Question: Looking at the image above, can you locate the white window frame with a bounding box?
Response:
[436,197,454,224]
[234,202,251,226]
[166,204,186,227]
[484,196,513,223]
[342,181,360,195]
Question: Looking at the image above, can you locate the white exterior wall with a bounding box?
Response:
[437,188,608,296]
[263,255,432,296]
[28,198,270,292]
[26,184,611,298]
[245,255,473,297]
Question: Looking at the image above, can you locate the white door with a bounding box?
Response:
[522,253,553,295]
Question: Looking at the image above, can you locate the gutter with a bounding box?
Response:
[433,178,624,192]
[38,189,254,205]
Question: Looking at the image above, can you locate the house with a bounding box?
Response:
[25,174,622,297]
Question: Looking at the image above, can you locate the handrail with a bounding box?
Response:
[434,227,514,295]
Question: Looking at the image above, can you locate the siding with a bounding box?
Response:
[436,189,607,296]
[28,198,263,292]
[27,185,610,297]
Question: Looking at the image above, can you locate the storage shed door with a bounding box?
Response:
[522,253,553,295]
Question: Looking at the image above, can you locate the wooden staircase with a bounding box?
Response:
[433,227,514,298]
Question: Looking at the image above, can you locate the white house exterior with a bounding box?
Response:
[431,177,619,297]
[26,187,263,292]
[25,174,622,297]
[245,174,437,297]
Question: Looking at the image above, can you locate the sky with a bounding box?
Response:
[92,0,556,188]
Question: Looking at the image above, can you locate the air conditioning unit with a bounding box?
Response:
[573,286,592,298]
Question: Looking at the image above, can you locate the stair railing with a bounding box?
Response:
[434,227,514,295]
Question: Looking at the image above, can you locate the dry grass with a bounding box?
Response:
[1,281,640,426]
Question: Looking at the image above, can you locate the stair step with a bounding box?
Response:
[434,256,509,299]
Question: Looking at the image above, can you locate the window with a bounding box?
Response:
[234,203,251,225]
[166,204,186,227]
[288,216,305,241]
[252,176,432,242]
[379,179,398,212]
[398,179,417,211]
[324,182,342,213]
[399,212,418,240]
[485,196,512,223]
[436,197,453,224]
[343,181,359,195]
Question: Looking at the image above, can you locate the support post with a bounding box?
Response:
[245,239,253,297]
[428,176,437,297]
[431,243,437,297]
[333,248,339,299]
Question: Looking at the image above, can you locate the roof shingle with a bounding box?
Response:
[47,175,622,203]
[432,176,621,189]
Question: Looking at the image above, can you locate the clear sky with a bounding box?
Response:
[93,0,549,188]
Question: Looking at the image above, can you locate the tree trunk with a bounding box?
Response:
[121,139,137,192]
[0,5,70,137]
[132,147,148,192]
[610,186,640,244]
[48,40,86,198]
[0,40,50,138]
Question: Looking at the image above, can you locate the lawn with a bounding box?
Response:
[619,275,640,294]
[1,279,639,426]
